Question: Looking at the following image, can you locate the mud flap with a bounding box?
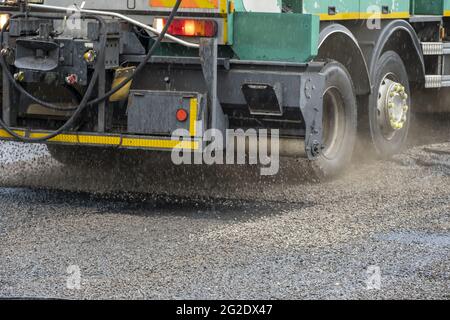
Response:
[300,67,325,159]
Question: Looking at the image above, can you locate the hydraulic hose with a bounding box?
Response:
[86,0,183,108]
[0,14,107,142]
[0,0,183,142]
[5,0,183,111]
[0,13,106,114]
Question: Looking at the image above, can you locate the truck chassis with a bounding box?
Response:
[0,0,449,179]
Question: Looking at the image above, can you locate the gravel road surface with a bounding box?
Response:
[0,115,449,300]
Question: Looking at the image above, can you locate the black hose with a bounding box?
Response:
[4,0,182,110]
[0,14,107,142]
[0,0,183,142]
[0,14,104,113]
[86,0,182,107]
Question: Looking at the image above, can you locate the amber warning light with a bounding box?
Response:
[154,18,217,37]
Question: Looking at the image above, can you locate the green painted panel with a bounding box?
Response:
[301,0,330,16]
[410,0,443,15]
[301,0,360,16]
[283,1,411,19]
[233,0,283,12]
[360,0,410,15]
[444,0,450,14]
[231,12,319,63]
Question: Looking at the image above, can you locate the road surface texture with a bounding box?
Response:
[0,114,449,300]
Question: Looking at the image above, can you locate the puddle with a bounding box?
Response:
[376,231,450,247]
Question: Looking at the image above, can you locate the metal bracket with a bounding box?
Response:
[301,71,325,159]
[97,62,107,133]
[2,32,18,127]
[199,38,227,139]
[2,66,17,126]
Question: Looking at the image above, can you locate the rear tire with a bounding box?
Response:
[359,51,411,158]
[311,61,358,180]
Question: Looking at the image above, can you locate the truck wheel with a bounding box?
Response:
[47,145,117,167]
[361,51,411,158]
[311,62,357,180]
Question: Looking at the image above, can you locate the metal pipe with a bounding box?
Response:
[230,135,306,158]
[27,3,200,49]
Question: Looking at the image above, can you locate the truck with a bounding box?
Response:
[0,0,448,179]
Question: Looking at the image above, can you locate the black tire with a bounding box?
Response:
[47,145,118,167]
[359,50,411,158]
[311,61,358,180]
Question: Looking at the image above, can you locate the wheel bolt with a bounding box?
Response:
[14,71,25,82]
[83,50,96,63]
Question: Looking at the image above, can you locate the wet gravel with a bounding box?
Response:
[0,115,449,300]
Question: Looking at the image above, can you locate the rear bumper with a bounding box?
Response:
[0,129,309,158]
[0,58,325,158]
[0,128,202,151]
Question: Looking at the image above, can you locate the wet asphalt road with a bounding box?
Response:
[0,115,449,300]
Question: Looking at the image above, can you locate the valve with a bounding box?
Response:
[83,50,97,64]
[14,71,25,82]
[65,73,78,85]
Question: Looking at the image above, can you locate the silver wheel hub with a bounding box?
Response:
[377,78,409,133]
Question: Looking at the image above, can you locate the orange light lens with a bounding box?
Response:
[183,20,196,36]
[154,18,217,37]
[176,109,188,122]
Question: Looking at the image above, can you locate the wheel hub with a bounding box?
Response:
[378,77,409,133]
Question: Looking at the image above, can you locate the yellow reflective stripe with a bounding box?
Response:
[189,97,198,137]
[320,11,410,21]
[0,129,26,138]
[360,11,410,19]
[121,138,198,150]
[35,133,122,145]
[0,129,200,150]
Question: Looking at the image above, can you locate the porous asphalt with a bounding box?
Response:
[0,115,448,300]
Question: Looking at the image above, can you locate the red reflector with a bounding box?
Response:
[156,18,217,37]
[176,109,188,122]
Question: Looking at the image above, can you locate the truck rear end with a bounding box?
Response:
[0,0,343,178]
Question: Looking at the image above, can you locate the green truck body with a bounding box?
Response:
[231,0,450,63]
